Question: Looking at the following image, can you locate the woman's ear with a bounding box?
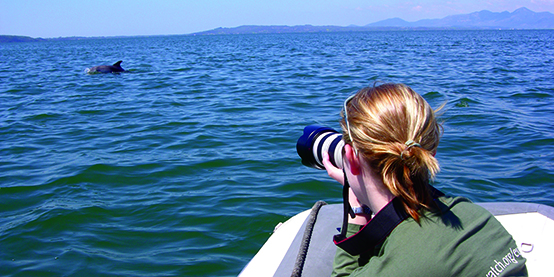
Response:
[344,144,362,175]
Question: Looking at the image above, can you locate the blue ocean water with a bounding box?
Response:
[1,30,553,276]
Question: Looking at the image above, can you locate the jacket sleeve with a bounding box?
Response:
[331,224,367,277]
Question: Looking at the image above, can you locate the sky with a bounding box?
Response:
[1,0,554,38]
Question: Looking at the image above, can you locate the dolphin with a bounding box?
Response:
[86,60,125,74]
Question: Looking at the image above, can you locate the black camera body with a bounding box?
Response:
[296,125,345,169]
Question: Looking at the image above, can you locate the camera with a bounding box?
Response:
[296,125,345,169]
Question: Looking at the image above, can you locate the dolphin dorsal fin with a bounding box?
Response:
[113,61,122,67]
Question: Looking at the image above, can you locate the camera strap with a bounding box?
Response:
[338,168,355,239]
[333,196,408,256]
[334,179,445,256]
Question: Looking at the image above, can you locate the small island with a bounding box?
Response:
[0,35,46,43]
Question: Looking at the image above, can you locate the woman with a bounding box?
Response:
[322,83,527,276]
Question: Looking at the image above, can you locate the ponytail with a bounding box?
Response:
[342,83,443,221]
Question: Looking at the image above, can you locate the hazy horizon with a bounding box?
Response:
[2,0,554,38]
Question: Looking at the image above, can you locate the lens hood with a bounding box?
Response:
[296,125,343,169]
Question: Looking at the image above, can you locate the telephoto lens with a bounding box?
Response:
[296,125,345,169]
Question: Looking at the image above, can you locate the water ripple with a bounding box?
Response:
[1,30,554,276]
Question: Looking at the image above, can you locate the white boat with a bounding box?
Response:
[240,201,554,277]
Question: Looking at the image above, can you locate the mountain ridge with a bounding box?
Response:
[366,7,554,29]
[194,7,554,35]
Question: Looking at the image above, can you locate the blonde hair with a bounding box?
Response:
[341,83,442,221]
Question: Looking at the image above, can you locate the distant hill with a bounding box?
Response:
[194,7,554,35]
[191,25,366,35]
[0,35,46,43]
[367,7,554,29]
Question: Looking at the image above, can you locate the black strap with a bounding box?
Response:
[334,197,408,256]
[334,186,445,256]
[339,168,356,238]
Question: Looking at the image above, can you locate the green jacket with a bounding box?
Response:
[332,196,527,277]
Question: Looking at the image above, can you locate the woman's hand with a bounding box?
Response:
[322,152,363,208]
[322,152,345,185]
[323,152,370,224]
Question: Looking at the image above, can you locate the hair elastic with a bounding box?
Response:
[401,140,421,160]
[405,140,421,149]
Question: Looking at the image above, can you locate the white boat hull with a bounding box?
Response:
[240,202,554,277]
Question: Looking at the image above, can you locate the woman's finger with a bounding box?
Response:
[322,152,345,185]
